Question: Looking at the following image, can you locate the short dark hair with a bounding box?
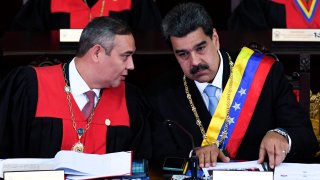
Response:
[76,16,132,57]
[161,2,213,44]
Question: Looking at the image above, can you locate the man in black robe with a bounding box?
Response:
[0,16,152,160]
[10,0,161,32]
[228,0,320,30]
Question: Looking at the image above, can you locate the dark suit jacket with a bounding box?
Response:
[147,50,319,166]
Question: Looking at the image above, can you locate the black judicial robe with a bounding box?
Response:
[228,0,320,30]
[147,50,319,166]
[0,65,152,159]
[10,0,161,32]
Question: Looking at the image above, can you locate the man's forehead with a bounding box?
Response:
[113,34,135,48]
[172,39,207,52]
[171,28,209,50]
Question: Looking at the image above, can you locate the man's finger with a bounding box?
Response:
[197,152,205,168]
[210,148,219,166]
[257,145,266,164]
[203,149,212,167]
[218,150,230,163]
[268,147,276,169]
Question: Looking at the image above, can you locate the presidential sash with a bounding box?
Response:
[202,47,275,159]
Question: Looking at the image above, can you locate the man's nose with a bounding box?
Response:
[126,56,134,70]
[190,51,201,66]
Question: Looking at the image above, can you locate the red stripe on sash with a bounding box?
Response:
[226,57,275,158]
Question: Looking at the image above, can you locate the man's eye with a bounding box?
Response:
[196,46,205,53]
[177,52,189,59]
[122,55,130,60]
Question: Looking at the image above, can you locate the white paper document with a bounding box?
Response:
[274,163,320,180]
[0,158,55,173]
[0,150,132,180]
[4,170,65,180]
[201,160,272,180]
[202,160,266,176]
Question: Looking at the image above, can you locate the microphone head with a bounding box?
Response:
[164,119,174,126]
[163,119,195,150]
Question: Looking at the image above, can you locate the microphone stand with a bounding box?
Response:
[165,120,202,180]
[186,153,201,180]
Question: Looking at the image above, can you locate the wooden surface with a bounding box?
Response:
[2,31,320,56]
[1,30,320,92]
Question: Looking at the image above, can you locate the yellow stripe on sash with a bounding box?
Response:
[202,47,254,146]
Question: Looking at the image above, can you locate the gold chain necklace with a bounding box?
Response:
[62,63,98,153]
[83,0,105,21]
[183,53,234,148]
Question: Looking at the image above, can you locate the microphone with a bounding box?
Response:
[164,120,202,180]
[165,120,195,151]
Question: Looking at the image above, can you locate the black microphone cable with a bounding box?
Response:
[164,119,202,180]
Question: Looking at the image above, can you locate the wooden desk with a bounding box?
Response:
[149,167,166,180]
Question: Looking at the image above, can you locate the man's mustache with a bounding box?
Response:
[190,64,209,75]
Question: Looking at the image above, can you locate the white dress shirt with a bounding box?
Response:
[195,50,224,110]
[68,58,100,110]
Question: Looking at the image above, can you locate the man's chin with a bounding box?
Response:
[188,74,211,83]
[195,78,210,83]
[108,79,122,88]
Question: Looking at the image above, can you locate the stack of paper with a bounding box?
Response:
[274,163,320,180]
[202,161,273,180]
[0,150,132,180]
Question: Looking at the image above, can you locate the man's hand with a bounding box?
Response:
[194,144,230,168]
[258,131,289,169]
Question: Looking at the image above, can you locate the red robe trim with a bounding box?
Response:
[272,0,320,28]
[51,0,131,28]
[34,64,130,154]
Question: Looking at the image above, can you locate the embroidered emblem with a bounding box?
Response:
[295,0,318,22]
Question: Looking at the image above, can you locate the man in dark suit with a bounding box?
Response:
[147,2,319,170]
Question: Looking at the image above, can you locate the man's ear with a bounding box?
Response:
[212,28,220,49]
[90,44,102,62]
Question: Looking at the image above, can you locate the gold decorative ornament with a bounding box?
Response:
[183,53,234,148]
[72,141,85,152]
[83,0,106,21]
[62,63,99,153]
[310,90,320,142]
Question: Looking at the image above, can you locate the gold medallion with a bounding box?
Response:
[72,142,84,153]
[63,63,97,154]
